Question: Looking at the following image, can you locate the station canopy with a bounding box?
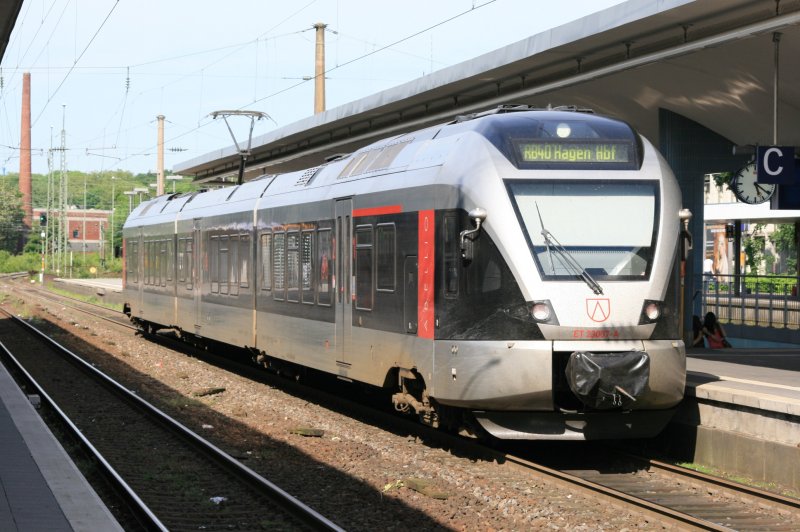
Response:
[174,0,800,185]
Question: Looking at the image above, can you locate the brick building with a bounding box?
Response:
[33,207,113,253]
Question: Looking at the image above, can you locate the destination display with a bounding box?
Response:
[517,142,631,164]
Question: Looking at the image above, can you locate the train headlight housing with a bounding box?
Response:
[530,300,558,324]
[639,300,662,324]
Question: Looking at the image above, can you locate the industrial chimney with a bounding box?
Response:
[19,71,32,244]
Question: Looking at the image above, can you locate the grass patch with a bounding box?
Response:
[45,282,124,312]
[677,461,800,499]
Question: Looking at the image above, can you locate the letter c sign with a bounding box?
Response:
[757,146,796,184]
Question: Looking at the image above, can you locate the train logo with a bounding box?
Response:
[586,298,611,322]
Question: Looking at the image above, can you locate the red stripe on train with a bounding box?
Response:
[352,205,402,217]
[418,210,435,340]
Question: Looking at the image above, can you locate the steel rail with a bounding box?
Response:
[0,316,167,531]
[3,309,345,532]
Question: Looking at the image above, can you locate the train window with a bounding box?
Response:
[127,240,138,284]
[301,230,314,304]
[148,241,153,286]
[143,241,149,285]
[166,239,174,283]
[151,241,159,286]
[185,238,194,290]
[317,228,332,306]
[220,235,229,295]
[177,239,186,283]
[260,233,272,291]
[210,235,219,294]
[142,241,148,285]
[355,225,373,311]
[376,223,395,292]
[444,214,459,297]
[508,180,658,281]
[146,241,151,285]
[287,231,300,303]
[229,234,239,296]
[273,232,285,300]
[160,240,168,287]
[239,234,250,289]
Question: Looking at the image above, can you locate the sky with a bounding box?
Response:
[0,0,625,177]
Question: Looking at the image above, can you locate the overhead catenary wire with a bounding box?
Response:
[31,0,121,129]
[4,0,497,175]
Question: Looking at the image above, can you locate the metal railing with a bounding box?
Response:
[695,273,800,330]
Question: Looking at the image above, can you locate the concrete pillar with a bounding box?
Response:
[314,23,326,114]
[156,114,164,196]
[658,108,749,340]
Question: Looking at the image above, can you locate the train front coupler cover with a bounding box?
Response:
[565,351,650,409]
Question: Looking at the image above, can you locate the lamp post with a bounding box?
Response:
[124,190,136,214]
[133,187,148,205]
[166,174,183,193]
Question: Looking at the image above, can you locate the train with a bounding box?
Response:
[122,105,691,440]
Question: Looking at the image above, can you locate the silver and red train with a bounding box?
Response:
[123,105,689,440]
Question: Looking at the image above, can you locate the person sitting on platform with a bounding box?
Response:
[702,311,730,349]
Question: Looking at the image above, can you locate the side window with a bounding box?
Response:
[219,235,229,295]
[273,232,285,300]
[376,223,395,292]
[355,225,373,310]
[317,228,332,306]
[143,241,149,285]
[166,239,174,283]
[127,240,138,284]
[210,235,219,293]
[185,238,194,291]
[147,241,155,286]
[301,230,314,304]
[261,233,272,291]
[160,239,168,287]
[239,234,250,289]
[229,234,239,296]
[286,231,300,303]
[177,239,186,283]
[444,213,459,297]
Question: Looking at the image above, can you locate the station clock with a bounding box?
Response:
[732,162,775,205]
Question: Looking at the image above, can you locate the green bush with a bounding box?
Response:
[743,275,797,295]
[0,252,41,274]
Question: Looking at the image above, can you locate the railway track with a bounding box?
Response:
[7,281,800,529]
[0,306,343,531]
[504,446,800,531]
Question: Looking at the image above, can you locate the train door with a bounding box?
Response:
[335,198,353,365]
[193,219,202,335]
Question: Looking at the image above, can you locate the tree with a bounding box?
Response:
[0,188,25,253]
[769,223,797,273]
[742,224,766,274]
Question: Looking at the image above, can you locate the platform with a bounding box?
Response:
[51,277,124,307]
[668,348,800,492]
[0,357,122,531]
[52,277,122,293]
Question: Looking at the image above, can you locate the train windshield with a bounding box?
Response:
[507,180,659,281]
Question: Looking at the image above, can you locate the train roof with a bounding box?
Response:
[124,108,645,228]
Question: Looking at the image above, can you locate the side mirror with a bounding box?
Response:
[459,208,488,263]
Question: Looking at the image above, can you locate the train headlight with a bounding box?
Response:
[530,300,557,324]
[639,300,662,324]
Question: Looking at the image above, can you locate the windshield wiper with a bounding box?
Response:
[535,202,604,295]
